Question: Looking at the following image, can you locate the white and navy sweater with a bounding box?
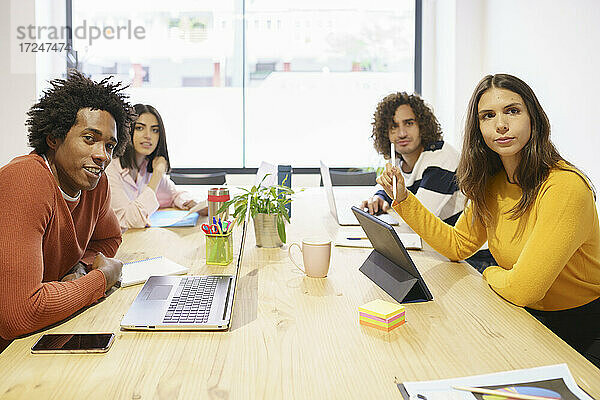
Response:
[375,141,465,225]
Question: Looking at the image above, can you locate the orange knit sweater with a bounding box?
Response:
[0,154,122,343]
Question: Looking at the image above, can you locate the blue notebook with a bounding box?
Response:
[149,210,199,227]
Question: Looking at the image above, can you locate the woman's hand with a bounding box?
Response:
[181,200,208,215]
[152,156,168,175]
[376,163,408,204]
[148,156,168,192]
[182,199,197,210]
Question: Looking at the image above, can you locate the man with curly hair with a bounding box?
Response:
[0,71,136,352]
[361,92,494,271]
[362,92,465,224]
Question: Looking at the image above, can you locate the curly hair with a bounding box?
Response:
[371,92,443,159]
[26,70,136,157]
[119,104,171,173]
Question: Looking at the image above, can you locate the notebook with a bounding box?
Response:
[120,200,250,331]
[121,256,189,287]
[320,160,398,226]
[149,210,199,227]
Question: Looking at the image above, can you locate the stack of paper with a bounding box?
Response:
[334,228,422,249]
[359,299,405,332]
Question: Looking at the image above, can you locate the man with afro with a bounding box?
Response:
[0,71,136,352]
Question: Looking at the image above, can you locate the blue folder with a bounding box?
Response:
[149,210,199,227]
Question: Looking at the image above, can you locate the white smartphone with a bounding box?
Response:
[31,333,115,354]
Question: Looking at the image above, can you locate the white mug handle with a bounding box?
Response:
[288,242,305,274]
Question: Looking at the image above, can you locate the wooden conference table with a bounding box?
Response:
[1,187,599,399]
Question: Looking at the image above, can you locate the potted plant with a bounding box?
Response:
[216,175,297,247]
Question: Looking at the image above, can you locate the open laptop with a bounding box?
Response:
[120,203,250,331]
[320,160,398,226]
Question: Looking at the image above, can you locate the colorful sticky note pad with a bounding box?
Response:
[358,299,406,332]
[358,299,405,320]
[359,318,405,332]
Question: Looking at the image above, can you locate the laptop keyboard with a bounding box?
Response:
[163,276,218,324]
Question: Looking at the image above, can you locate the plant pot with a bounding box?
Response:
[253,213,283,248]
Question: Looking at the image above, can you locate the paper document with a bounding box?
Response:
[121,256,189,287]
[255,161,277,186]
[334,227,422,249]
[149,210,200,227]
[398,364,592,400]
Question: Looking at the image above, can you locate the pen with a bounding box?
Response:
[391,141,396,199]
[346,237,368,240]
[452,386,552,400]
[213,217,222,234]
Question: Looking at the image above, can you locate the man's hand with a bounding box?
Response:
[61,262,87,282]
[90,252,123,290]
[359,195,390,215]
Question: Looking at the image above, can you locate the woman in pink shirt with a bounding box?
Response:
[106,104,207,230]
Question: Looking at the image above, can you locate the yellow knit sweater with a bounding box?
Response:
[392,163,600,311]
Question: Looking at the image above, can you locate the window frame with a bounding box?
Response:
[66,0,422,174]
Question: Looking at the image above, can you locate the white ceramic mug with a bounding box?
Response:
[288,238,332,278]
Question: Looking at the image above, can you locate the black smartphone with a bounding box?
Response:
[31,333,115,354]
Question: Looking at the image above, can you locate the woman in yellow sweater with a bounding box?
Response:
[377,74,600,367]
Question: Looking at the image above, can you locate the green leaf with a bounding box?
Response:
[276,215,286,243]
[279,204,291,222]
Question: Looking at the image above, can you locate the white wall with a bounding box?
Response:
[0,0,37,165]
[482,0,600,186]
[424,0,600,187]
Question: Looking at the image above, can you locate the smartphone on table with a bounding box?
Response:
[31,333,115,354]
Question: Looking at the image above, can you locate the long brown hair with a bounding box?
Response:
[119,104,171,173]
[457,74,575,226]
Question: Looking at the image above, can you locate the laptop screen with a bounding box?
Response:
[320,160,339,220]
[227,194,252,321]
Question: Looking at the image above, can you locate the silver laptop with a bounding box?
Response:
[120,205,250,331]
[320,160,398,226]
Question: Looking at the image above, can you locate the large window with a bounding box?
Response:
[70,0,416,168]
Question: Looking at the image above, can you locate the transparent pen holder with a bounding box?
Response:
[206,231,233,266]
